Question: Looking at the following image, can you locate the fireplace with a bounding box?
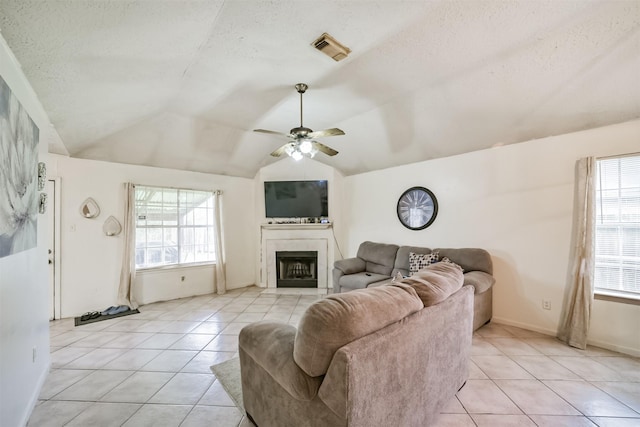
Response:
[276,251,318,288]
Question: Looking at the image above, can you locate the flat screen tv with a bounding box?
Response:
[264,180,328,218]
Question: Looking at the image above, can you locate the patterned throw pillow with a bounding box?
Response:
[409,251,439,274]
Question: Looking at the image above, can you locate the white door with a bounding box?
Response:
[46,179,60,320]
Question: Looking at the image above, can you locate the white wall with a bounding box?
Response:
[253,156,346,286]
[344,120,640,356]
[0,36,54,427]
[47,155,255,316]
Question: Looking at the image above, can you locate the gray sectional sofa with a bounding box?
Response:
[239,264,474,427]
[333,241,495,331]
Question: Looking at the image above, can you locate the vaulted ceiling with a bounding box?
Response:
[1,0,638,178]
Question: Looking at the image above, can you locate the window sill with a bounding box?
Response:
[136,262,215,273]
[594,290,640,306]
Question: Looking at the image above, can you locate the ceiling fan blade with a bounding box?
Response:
[312,141,339,156]
[254,129,293,138]
[307,128,345,138]
[270,143,293,157]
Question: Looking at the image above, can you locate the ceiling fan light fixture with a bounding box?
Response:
[257,83,344,159]
[299,139,313,154]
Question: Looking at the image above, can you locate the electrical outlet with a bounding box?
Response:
[181,276,185,282]
[542,299,551,310]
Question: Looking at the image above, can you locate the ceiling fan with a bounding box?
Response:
[254,83,345,160]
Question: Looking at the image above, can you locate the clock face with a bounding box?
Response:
[396,187,438,230]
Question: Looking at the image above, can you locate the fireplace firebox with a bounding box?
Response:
[275,251,318,288]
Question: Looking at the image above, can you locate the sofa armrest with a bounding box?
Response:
[463,271,495,294]
[334,257,366,274]
[239,321,322,401]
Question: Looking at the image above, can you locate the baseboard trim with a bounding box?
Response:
[21,360,50,427]
[492,317,640,357]
[491,317,556,337]
[583,337,640,358]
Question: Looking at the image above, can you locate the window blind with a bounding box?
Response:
[595,155,640,296]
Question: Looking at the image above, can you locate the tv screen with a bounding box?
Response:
[264,180,328,218]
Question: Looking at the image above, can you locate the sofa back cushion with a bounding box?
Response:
[357,241,399,275]
[392,245,433,277]
[397,262,464,306]
[294,283,423,377]
[435,248,493,275]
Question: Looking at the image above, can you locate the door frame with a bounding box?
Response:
[48,177,62,320]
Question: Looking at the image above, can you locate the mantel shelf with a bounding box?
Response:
[261,223,332,230]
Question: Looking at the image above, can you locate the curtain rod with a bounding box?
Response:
[132,183,223,194]
[597,151,640,160]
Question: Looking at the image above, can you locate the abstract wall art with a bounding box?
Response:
[0,74,40,258]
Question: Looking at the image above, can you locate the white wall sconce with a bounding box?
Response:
[102,216,122,236]
[80,198,100,218]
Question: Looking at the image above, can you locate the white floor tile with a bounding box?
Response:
[39,369,93,399]
[121,404,191,427]
[544,380,639,417]
[30,288,640,427]
[139,349,197,372]
[100,371,174,403]
[52,370,133,401]
[103,349,163,370]
[494,379,580,415]
[148,373,214,405]
[27,400,91,426]
[65,402,141,427]
[528,415,598,426]
[470,414,537,426]
[457,380,523,414]
[180,405,243,427]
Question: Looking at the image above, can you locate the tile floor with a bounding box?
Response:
[30,286,640,427]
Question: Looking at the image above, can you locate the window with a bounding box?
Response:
[594,155,640,299]
[135,186,216,269]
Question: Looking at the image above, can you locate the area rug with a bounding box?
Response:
[74,308,140,326]
[211,357,244,412]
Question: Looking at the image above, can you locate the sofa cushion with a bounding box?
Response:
[356,241,399,275]
[334,257,366,275]
[294,283,423,377]
[435,248,493,275]
[409,251,439,274]
[398,262,464,307]
[463,270,496,294]
[339,272,391,290]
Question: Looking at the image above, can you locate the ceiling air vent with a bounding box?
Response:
[312,33,351,62]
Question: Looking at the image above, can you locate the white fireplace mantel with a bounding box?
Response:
[260,224,335,290]
[261,223,332,230]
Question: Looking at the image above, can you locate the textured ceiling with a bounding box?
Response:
[1,0,639,177]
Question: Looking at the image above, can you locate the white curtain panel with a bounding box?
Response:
[557,157,596,349]
[213,191,227,295]
[117,182,138,309]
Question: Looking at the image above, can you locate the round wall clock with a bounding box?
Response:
[396,187,438,230]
